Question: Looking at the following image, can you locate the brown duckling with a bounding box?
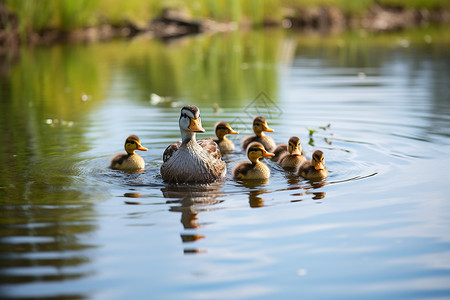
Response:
[233,142,275,180]
[161,105,226,183]
[213,121,239,154]
[298,150,328,181]
[278,137,306,172]
[110,135,148,170]
[271,136,305,162]
[241,116,276,152]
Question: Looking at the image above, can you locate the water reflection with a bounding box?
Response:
[162,184,223,254]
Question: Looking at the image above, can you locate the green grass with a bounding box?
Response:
[4,0,450,39]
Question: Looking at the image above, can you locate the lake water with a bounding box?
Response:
[1,27,450,299]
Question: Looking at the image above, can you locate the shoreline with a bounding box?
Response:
[1,3,449,50]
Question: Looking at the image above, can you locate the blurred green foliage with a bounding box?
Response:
[4,0,450,38]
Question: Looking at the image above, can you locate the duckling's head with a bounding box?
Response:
[125,135,148,155]
[312,150,325,170]
[253,116,274,135]
[288,136,302,156]
[247,142,274,163]
[179,105,205,139]
[215,121,238,140]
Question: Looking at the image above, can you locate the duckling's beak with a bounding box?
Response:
[263,123,274,132]
[291,147,301,156]
[189,117,205,133]
[228,128,239,134]
[262,149,275,157]
[315,162,325,170]
[136,144,148,151]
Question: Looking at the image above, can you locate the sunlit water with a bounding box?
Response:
[1,28,450,299]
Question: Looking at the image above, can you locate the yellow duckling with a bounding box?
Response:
[298,150,328,181]
[278,137,306,172]
[161,105,226,183]
[213,121,239,155]
[110,135,148,170]
[241,116,276,152]
[233,142,275,180]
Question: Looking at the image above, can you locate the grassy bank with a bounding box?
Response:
[2,0,450,43]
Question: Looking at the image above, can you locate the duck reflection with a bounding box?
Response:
[161,184,223,254]
[235,179,270,208]
[303,181,327,201]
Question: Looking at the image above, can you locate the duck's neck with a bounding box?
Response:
[250,157,262,165]
[181,130,196,145]
[255,130,265,137]
[217,135,228,142]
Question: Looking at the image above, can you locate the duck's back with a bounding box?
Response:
[271,143,287,162]
[241,135,275,152]
[233,162,270,180]
[279,154,306,172]
[110,153,145,170]
[161,139,226,183]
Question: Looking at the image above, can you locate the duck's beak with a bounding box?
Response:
[262,149,275,157]
[189,117,205,133]
[136,144,148,151]
[263,123,274,132]
[315,162,325,170]
[228,128,239,134]
[291,147,301,156]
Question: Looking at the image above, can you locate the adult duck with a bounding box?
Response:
[161,105,226,183]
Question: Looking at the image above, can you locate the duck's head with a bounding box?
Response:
[312,150,325,170]
[125,135,148,154]
[179,105,205,138]
[247,142,274,163]
[215,121,238,140]
[288,136,302,156]
[253,116,274,135]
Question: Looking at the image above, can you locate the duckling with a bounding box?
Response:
[110,135,148,170]
[233,142,275,180]
[298,150,328,181]
[241,116,276,152]
[161,105,226,183]
[271,136,305,162]
[278,137,306,172]
[213,121,239,154]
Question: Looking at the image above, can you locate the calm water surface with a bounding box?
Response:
[1,28,450,299]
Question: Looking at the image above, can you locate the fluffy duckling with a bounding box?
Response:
[233,142,275,180]
[213,121,239,154]
[110,135,148,170]
[271,136,305,162]
[161,105,226,183]
[241,116,276,152]
[278,137,306,172]
[298,150,328,181]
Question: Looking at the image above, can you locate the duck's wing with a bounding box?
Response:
[298,161,313,178]
[163,141,182,162]
[198,137,222,160]
[110,153,128,169]
[271,143,287,162]
[232,162,252,179]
